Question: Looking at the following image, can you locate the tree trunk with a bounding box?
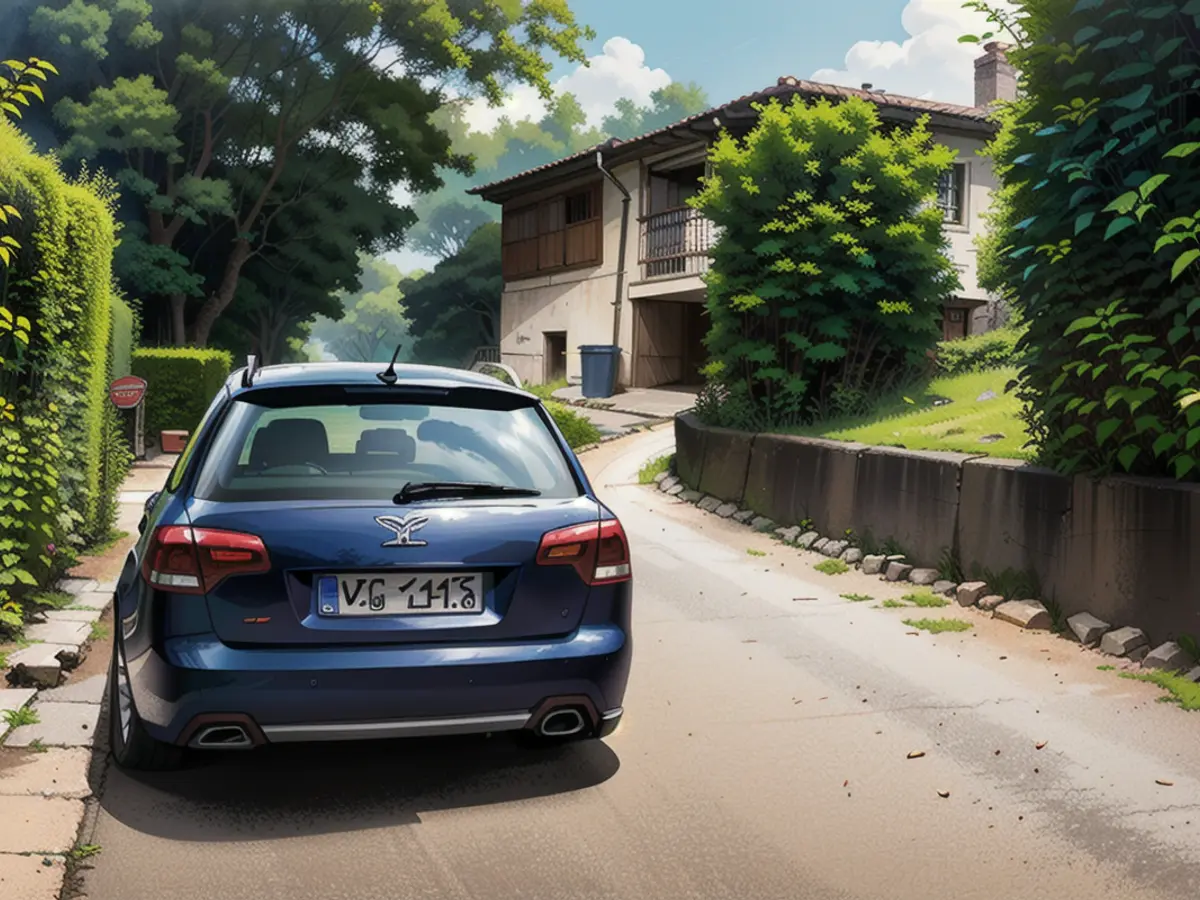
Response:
[190,238,252,347]
[169,294,187,346]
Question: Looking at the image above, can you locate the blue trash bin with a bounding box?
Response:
[579,344,621,399]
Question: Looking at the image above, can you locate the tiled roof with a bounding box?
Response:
[470,76,995,198]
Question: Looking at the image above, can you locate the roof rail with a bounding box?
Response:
[241,355,260,388]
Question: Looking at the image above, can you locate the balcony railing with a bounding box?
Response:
[639,207,715,281]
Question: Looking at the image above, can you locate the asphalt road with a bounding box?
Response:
[78,427,1200,900]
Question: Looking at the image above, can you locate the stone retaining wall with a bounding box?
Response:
[674,414,1200,642]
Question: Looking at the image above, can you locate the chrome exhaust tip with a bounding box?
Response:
[537,708,586,738]
[190,725,253,749]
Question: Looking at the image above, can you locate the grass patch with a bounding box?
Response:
[28,738,48,753]
[524,379,567,402]
[638,454,673,484]
[881,599,909,609]
[788,367,1030,458]
[1097,664,1115,671]
[840,593,873,602]
[546,402,601,449]
[71,844,102,861]
[3,705,39,728]
[89,621,109,642]
[904,617,973,634]
[747,548,767,557]
[903,590,950,608]
[1119,670,1200,711]
[29,591,74,611]
[84,529,130,556]
[814,559,850,576]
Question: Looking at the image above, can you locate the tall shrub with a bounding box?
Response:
[132,347,232,440]
[972,0,1200,479]
[0,116,120,611]
[692,96,960,430]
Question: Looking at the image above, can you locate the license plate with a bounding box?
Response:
[319,573,485,617]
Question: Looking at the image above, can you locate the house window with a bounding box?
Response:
[937,163,967,225]
[502,183,602,281]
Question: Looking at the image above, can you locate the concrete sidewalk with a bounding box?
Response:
[0,456,175,900]
[552,384,698,421]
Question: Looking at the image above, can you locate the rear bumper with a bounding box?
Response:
[127,625,630,746]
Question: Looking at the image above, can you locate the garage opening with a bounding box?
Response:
[543,331,566,383]
[632,299,707,389]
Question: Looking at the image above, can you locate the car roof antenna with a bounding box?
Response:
[377,344,404,385]
[242,354,260,388]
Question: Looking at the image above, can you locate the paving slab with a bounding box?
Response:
[5,702,100,748]
[39,674,106,705]
[0,688,36,718]
[0,748,92,798]
[4,646,63,689]
[24,621,90,646]
[0,853,67,900]
[71,591,112,611]
[42,608,102,625]
[59,578,99,596]
[0,795,84,853]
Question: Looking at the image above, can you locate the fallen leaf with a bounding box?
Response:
[906,631,920,636]
[1035,741,1047,750]
[843,780,849,787]
[907,750,926,760]
[1156,779,1175,787]
[937,790,951,799]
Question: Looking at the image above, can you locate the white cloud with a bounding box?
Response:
[810,0,1016,107]
[461,37,672,133]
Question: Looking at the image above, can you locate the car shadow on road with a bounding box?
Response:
[94,705,621,842]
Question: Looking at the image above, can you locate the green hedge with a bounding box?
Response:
[110,295,136,378]
[0,118,123,618]
[935,325,1027,377]
[132,347,232,440]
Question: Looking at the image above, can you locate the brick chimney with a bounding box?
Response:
[974,41,1017,107]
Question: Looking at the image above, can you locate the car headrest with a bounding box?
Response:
[249,418,330,469]
[355,428,416,464]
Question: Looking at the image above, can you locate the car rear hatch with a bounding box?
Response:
[183,496,608,646]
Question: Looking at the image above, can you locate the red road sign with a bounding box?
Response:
[109,375,147,410]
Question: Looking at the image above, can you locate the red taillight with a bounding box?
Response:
[537,519,631,585]
[142,526,270,595]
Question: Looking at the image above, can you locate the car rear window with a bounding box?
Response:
[191,397,580,503]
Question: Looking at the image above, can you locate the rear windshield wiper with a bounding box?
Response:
[393,482,543,504]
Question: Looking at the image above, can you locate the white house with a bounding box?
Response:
[471,43,1017,391]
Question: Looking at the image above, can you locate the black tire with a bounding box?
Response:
[108,638,185,772]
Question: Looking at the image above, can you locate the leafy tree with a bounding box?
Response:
[691,96,959,431]
[401,222,501,365]
[966,0,1200,480]
[10,0,594,347]
[602,82,710,138]
[309,255,412,363]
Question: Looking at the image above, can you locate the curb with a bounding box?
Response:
[651,470,1200,684]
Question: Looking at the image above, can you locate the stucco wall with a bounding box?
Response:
[674,414,1200,642]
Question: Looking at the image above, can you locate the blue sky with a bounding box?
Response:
[559,0,911,102]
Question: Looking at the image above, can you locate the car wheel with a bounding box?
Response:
[108,637,184,772]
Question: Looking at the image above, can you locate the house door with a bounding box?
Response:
[543,331,567,383]
[632,299,707,388]
[943,307,969,341]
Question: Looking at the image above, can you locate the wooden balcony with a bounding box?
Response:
[639,207,715,281]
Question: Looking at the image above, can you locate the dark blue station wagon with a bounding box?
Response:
[109,361,632,769]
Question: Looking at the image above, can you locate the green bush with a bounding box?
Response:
[0,116,122,611]
[132,347,232,440]
[546,401,601,450]
[972,0,1200,480]
[692,95,959,431]
[935,325,1027,376]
